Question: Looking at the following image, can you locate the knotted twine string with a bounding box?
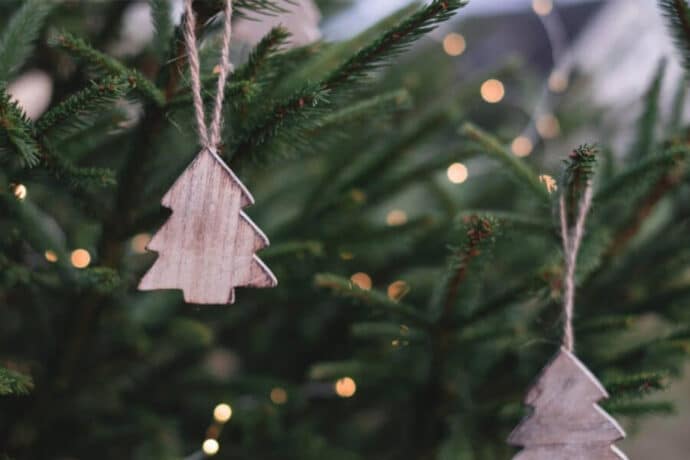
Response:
[559,182,594,352]
[183,0,233,149]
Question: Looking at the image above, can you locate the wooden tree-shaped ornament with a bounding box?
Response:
[139,148,277,304]
[508,347,628,460]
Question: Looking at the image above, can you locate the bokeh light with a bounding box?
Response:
[44,250,58,263]
[480,79,505,103]
[270,387,288,405]
[447,162,468,184]
[12,184,27,200]
[213,403,232,423]
[536,113,560,139]
[387,280,409,301]
[350,272,372,290]
[548,70,569,93]
[335,377,357,398]
[70,249,91,269]
[202,439,219,456]
[443,32,466,56]
[511,136,534,157]
[131,233,151,254]
[532,0,553,16]
[386,209,408,226]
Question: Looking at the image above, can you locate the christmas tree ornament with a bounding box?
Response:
[508,184,628,459]
[139,0,277,304]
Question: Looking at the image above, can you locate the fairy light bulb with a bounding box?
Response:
[12,183,27,200]
[447,163,468,184]
[202,439,219,456]
[350,272,372,290]
[70,249,91,269]
[511,136,534,157]
[213,403,232,423]
[335,377,357,398]
[532,0,553,16]
[443,32,466,56]
[480,79,505,103]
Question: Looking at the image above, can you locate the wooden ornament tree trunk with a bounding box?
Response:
[508,347,628,460]
[139,148,277,304]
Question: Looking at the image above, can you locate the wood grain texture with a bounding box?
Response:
[139,148,277,304]
[508,347,628,460]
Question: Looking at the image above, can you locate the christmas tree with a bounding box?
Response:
[1,0,690,458]
[139,148,277,304]
[508,348,627,460]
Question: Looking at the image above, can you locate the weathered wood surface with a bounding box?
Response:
[139,148,277,304]
[508,347,627,460]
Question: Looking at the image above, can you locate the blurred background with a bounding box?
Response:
[3,0,690,458]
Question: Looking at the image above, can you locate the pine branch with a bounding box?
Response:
[0,0,54,81]
[460,122,550,203]
[603,372,668,398]
[234,26,290,83]
[149,0,174,60]
[35,77,129,134]
[322,0,467,90]
[603,400,674,416]
[0,85,40,167]
[230,1,465,163]
[315,273,430,326]
[596,146,689,204]
[229,86,330,162]
[434,215,499,319]
[630,59,666,159]
[660,0,690,72]
[50,32,165,106]
[561,144,597,223]
[0,367,33,396]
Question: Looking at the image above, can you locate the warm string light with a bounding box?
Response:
[386,209,408,226]
[44,250,58,263]
[202,439,219,456]
[532,0,553,16]
[480,79,505,103]
[335,377,357,398]
[548,70,569,93]
[270,387,288,405]
[350,272,372,290]
[131,233,151,254]
[511,136,534,157]
[387,280,409,301]
[447,162,468,184]
[442,32,466,56]
[11,183,27,200]
[213,403,232,423]
[536,113,560,139]
[70,249,91,269]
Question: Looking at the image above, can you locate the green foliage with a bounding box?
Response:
[0,367,33,396]
[36,77,130,135]
[149,0,173,60]
[631,59,666,159]
[50,32,164,106]
[0,85,40,166]
[1,1,690,459]
[660,0,690,72]
[0,0,53,81]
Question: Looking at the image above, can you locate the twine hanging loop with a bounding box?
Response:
[559,182,593,352]
[183,0,233,149]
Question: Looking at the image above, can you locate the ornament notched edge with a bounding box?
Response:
[507,347,628,460]
[138,147,277,305]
